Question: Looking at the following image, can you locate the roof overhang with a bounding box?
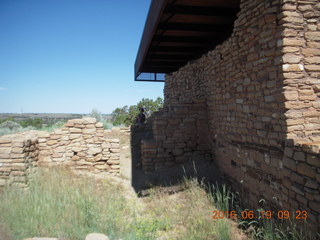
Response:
[134,0,240,82]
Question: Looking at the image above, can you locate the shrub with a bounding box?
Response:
[20,118,43,129]
[89,109,103,123]
[0,117,15,124]
[0,120,21,130]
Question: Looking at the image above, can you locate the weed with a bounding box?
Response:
[208,183,234,212]
[0,168,158,240]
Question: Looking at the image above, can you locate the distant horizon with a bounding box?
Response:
[0,112,112,115]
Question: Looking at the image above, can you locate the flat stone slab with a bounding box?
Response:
[23,238,58,240]
[85,233,110,240]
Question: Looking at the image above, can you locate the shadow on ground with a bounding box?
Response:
[130,124,221,193]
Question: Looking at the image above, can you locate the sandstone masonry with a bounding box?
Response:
[139,0,320,236]
[0,118,121,188]
[0,132,38,188]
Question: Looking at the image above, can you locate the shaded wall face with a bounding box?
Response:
[165,0,286,149]
[163,0,320,234]
[164,0,286,208]
[165,0,320,144]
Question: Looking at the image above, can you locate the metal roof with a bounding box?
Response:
[134,0,240,82]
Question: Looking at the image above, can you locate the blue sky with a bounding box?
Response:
[0,0,164,114]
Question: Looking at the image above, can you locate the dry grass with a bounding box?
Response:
[0,168,248,240]
[142,179,248,240]
[3,164,309,240]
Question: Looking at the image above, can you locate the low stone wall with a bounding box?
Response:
[0,132,39,188]
[37,118,120,173]
[0,118,120,188]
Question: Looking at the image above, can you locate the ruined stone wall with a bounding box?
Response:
[143,0,320,235]
[0,118,120,188]
[37,118,120,173]
[140,99,210,172]
[0,132,39,188]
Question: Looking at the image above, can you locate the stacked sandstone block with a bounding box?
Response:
[0,132,38,188]
[38,118,120,173]
[105,127,131,135]
[281,1,320,141]
[141,100,210,172]
[282,141,320,233]
[0,118,121,188]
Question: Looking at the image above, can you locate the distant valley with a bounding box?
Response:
[0,113,112,124]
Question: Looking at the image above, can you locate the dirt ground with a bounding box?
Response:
[104,131,132,180]
[0,223,11,240]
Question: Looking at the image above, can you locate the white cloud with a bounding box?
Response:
[0,87,6,91]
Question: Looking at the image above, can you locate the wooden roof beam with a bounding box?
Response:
[158,22,233,32]
[140,66,178,73]
[143,61,186,67]
[149,45,203,52]
[164,5,240,17]
[153,35,225,43]
[147,54,195,60]
[135,0,169,79]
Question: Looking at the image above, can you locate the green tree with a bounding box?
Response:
[112,106,130,126]
[126,105,139,125]
[111,97,163,126]
[137,97,163,118]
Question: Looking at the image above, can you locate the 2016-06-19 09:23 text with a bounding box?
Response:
[211,210,308,220]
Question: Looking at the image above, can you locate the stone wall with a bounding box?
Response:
[0,118,120,188]
[282,0,320,141]
[37,118,120,173]
[0,132,39,188]
[140,99,210,172]
[282,141,320,226]
[139,0,320,235]
[165,0,287,149]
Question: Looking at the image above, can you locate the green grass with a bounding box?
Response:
[243,218,313,240]
[208,183,234,212]
[0,167,312,240]
[0,169,241,240]
[208,183,314,240]
[0,168,162,240]
[143,178,235,240]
